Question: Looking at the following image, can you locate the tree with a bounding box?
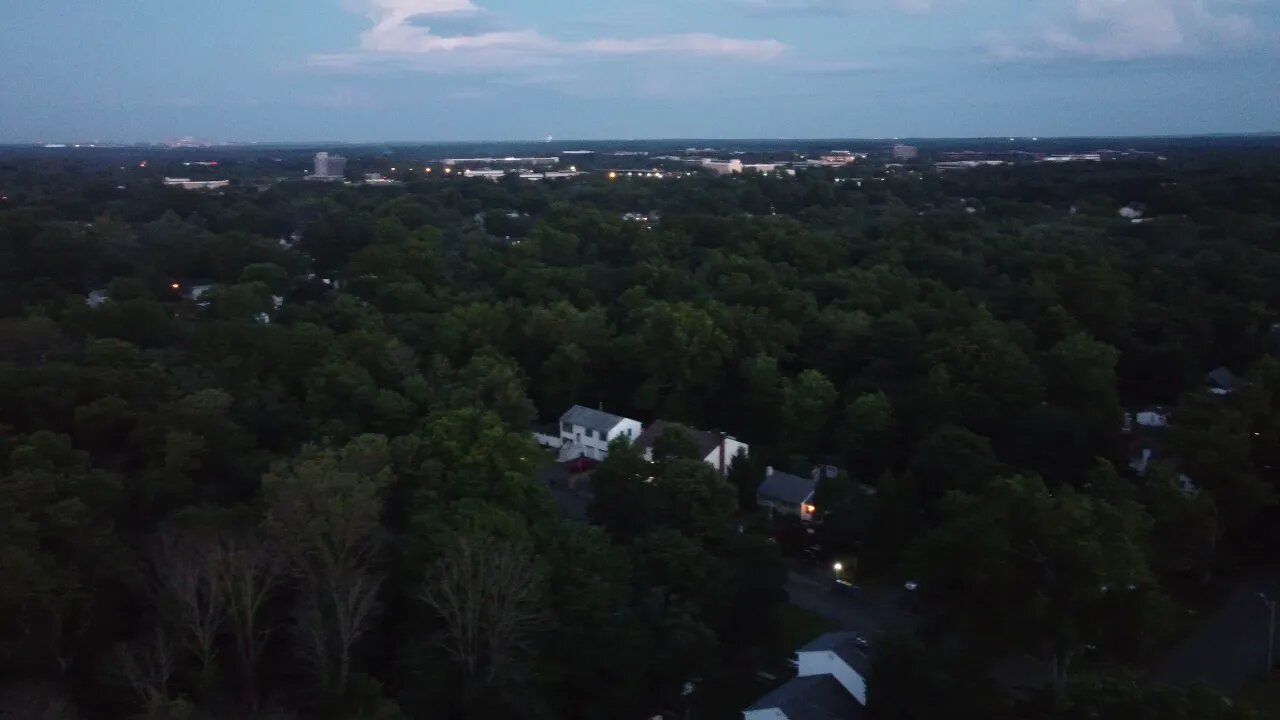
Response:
[909,424,1000,512]
[1143,463,1218,580]
[840,391,895,476]
[1044,332,1122,451]
[149,527,226,692]
[264,436,391,698]
[419,538,546,696]
[589,440,655,541]
[650,424,700,463]
[650,459,739,540]
[782,369,837,455]
[1171,392,1275,540]
[911,474,1151,693]
[214,530,284,711]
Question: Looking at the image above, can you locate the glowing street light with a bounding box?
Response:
[832,562,843,572]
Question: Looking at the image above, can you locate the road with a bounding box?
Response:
[785,568,915,637]
[789,564,1280,697]
[1148,570,1280,694]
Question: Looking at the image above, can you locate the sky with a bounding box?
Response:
[2,0,1279,142]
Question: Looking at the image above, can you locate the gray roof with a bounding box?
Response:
[745,675,862,720]
[1206,366,1235,390]
[560,405,627,434]
[632,420,725,459]
[758,469,817,506]
[799,632,871,676]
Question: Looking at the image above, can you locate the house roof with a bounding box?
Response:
[1206,366,1235,390]
[560,405,627,434]
[632,420,725,459]
[799,632,871,676]
[758,469,817,506]
[745,674,863,720]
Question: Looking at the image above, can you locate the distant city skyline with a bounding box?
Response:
[3,0,1279,142]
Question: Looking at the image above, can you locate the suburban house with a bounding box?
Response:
[757,467,819,521]
[632,420,749,475]
[1126,422,1199,495]
[85,287,109,308]
[538,405,643,462]
[1206,366,1236,395]
[744,632,869,720]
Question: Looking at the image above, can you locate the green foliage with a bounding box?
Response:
[1,153,1277,717]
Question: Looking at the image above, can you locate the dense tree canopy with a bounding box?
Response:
[1,147,1279,717]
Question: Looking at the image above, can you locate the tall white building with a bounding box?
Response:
[312,152,347,179]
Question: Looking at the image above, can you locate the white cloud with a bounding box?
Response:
[989,0,1257,61]
[315,0,785,73]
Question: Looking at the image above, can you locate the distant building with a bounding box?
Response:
[163,177,230,190]
[86,287,110,308]
[817,151,867,166]
[443,156,558,167]
[934,160,1007,171]
[463,169,512,180]
[1040,153,1101,163]
[891,144,919,161]
[703,158,744,174]
[310,152,347,180]
[1206,366,1236,395]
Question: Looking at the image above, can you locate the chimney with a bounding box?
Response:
[766,465,774,477]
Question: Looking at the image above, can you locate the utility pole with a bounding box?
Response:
[1259,593,1276,676]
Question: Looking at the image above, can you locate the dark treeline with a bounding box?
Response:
[1,152,1279,719]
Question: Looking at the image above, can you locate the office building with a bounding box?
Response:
[311,152,347,180]
[891,144,919,161]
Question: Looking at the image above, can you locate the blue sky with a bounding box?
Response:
[2,0,1278,141]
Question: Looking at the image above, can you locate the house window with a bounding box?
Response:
[561,422,572,434]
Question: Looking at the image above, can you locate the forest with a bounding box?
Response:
[2,149,1280,719]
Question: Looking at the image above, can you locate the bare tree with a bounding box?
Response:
[420,538,546,687]
[154,530,227,682]
[213,532,284,711]
[263,440,390,696]
[114,628,177,710]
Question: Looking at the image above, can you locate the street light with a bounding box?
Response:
[1260,592,1276,675]
[832,562,844,573]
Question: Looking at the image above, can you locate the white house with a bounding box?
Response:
[757,467,818,522]
[632,420,748,476]
[555,405,642,462]
[744,632,869,720]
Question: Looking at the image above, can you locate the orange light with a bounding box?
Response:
[608,171,618,179]
[804,504,816,514]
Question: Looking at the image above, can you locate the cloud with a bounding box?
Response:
[314,0,784,73]
[988,0,1257,61]
[737,0,958,14]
